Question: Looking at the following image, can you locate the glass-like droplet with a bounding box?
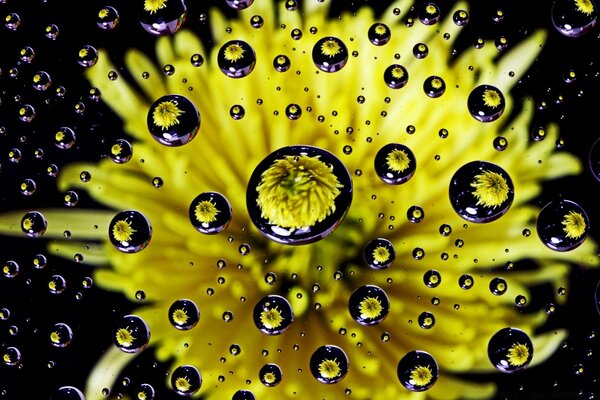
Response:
[531,126,547,141]
[232,390,255,400]
[48,274,67,294]
[259,363,283,387]
[19,46,35,63]
[515,295,527,307]
[253,294,294,335]
[147,94,200,146]
[136,383,155,400]
[309,345,349,384]
[2,346,21,366]
[97,6,120,30]
[419,2,441,25]
[229,343,241,355]
[363,238,395,270]
[468,84,506,123]
[2,260,19,278]
[190,53,204,67]
[423,75,445,98]
[449,160,514,223]
[21,210,47,237]
[374,143,416,185]
[18,104,36,122]
[33,254,47,269]
[413,43,429,59]
[273,54,291,72]
[285,0,298,11]
[589,137,600,182]
[225,0,254,10]
[312,36,348,73]
[285,103,302,120]
[139,0,187,35]
[246,145,352,245]
[45,24,59,40]
[32,71,51,91]
[397,350,439,391]
[77,45,98,67]
[50,386,85,400]
[168,299,200,330]
[109,139,133,163]
[368,22,391,45]
[493,136,508,151]
[113,314,150,353]
[459,274,474,289]
[490,277,508,295]
[19,178,36,196]
[218,40,256,78]
[418,311,435,329]
[49,322,73,347]
[108,210,152,253]
[423,270,441,288]
[230,104,246,120]
[383,64,409,89]
[407,205,424,223]
[439,224,452,236]
[348,285,389,326]
[189,192,232,234]
[171,365,202,396]
[488,327,533,373]
[551,0,598,37]
[536,199,589,251]
[5,12,21,30]
[54,127,76,150]
[250,15,264,28]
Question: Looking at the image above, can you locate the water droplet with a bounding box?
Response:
[230,104,246,120]
[49,323,73,347]
[423,75,446,98]
[50,386,85,400]
[48,274,66,294]
[490,277,508,295]
[423,270,441,288]
[168,299,200,330]
[247,145,352,245]
[18,104,36,122]
[374,143,416,184]
[488,327,533,373]
[136,383,155,400]
[536,199,589,251]
[363,238,395,270]
[468,85,506,122]
[108,210,152,253]
[250,15,264,28]
[139,0,187,35]
[285,103,302,120]
[419,2,441,25]
[45,24,60,40]
[259,363,283,386]
[309,345,349,384]
[449,161,514,223]
[413,43,429,59]
[19,178,36,196]
[348,285,389,325]
[397,350,439,391]
[515,295,527,307]
[32,71,52,91]
[368,22,391,45]
[493,136,508,151]
[312,37,348,72]
[232,390,256,400]
[226,0,254,10]
[189,192,232,234]
[418,311,436,329]
[273,54,291,72]
[77,45,98,67]
[253,295,294,335]
[4,13,21,30]
[2,260,19,278]
[113,314,150,353]
[147,94,200,146]
[218,40,257,78]
[21,210,47,237]
[551,0,598,37]
[109,139,133,163]
[171,365,202,396]
[383,64,409,89]
[96,6,120,30]
[54,127,76,150]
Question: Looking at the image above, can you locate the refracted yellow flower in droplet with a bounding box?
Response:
[358,296,383,319]
[111,143,123,156]
[260,306,284,329]
[21,218,33,231]
[194,200,220,224]
[152,100,184,130]
[471,170,509,208]
[112,219,136,242]
[144,0,168,14]
[386,149,411,172]
[425,4,437,14]
[174,376,191,392]
[115,327,135,348]
[482,89,502,108]
[430,77,443,89]
[575,0,594,15]
[79,48,89,58]
[55,130,65,142]
[507,343,529,367]
[171,309,189,326]
[374,24,388,35]
[410,365,433,386]
[372,246,390,263]
[318,358,341,379]
[320,39,341,57]
[263,372,277,384]
[50,331,61,344]
[390,66,405,79]
[561,210,586,239]
[98,8,109,18]
[223,43,246,62]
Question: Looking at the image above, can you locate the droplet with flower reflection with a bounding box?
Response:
[259,363,283,387]
[109,210,152,253]
[253,294,294,335]
[374,143,416,185]
[147,94,200,147]
[32,71,51,91]
[312,36,348,72]
[424,270,442,288]
[50,386,85,400]
[49,322,73,347]
[77,45,98,67]
[113,314,150,354]
[589,137,600,182]
[54,127,76,150]
[383,64,409,89]
[536,199,589,251]
[348,284,390,325]
[397,350,439,391]
[423,75,446,98]
[232,390,256,400]
[459,273,475,289]
[139,0,187,35]
[419,2,441,25]
[449,160,514,223]
[2,346,21,366]
[247,145,352,245]
[109,139,133,164]
[168,299,200,330]
[368,22,391,46]
[136,383,155,400]
[226,0,254,10]
[490,277,508,295]
[468,85,505,122]
[189,192,232,234]
[218,40,257,78]
[418,311,436,329]
[21,210,47,238]
[310,345,349,384]
[551,0,598,37]
[171,364,202,396]
[363,238,395,270]
[488,327,533,373]
[96,6,120,30]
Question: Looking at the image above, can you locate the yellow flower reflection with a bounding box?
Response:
[0,0,598,399]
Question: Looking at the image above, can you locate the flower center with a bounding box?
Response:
[470,170,509,208]
[561,210,586,239]
[507,343,529,366]
[112,219,137,242]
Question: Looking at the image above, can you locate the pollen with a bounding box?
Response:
[256,155,343,229]
[372,246,390,263]
[470,170,509,208]
[561,210,586,239]
[358,296,383,319]
[318,358,341,379]
[320,39,342,57]
[50,331,61,344]
[194,200,220,223]
[409,365,433,386]
[174,376,191,392]
[575,0,594,15]
[152,100,184,130]
[386,149,411,172]
[112,219,137,242]
[260,306,284,329]
[507,342,530,367]
[391,67,405,79]
[111,143,123,156]
[482,89,503,108]
[374,24,387,35]
[21,218,33,231]
[144,0,168,14]
[172,308,189,326]
[115,327,135,347]
[223,43,246,62]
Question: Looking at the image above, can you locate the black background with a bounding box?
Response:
[0,0,599,399]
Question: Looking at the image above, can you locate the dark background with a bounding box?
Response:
[0,0,599,399]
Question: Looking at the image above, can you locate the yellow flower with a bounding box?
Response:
[0,1,598,400]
